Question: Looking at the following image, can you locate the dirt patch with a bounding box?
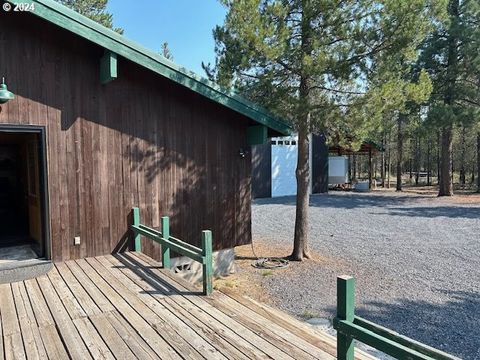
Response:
[214,239,347,305]
[376,185,480,204]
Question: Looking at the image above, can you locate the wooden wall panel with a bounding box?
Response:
[0,12,252,262]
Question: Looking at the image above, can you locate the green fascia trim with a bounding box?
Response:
[100,50,117,84]
[247,125,268,145]
[11,0,291,136]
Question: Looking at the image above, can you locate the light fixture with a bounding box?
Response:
[0,78,14,104]
[239,148,249,158]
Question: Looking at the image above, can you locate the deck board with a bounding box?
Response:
[0,252,376,359]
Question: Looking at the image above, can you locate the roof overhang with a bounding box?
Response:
[8,0,292,137]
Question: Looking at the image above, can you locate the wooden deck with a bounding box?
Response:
[0,252,375,359]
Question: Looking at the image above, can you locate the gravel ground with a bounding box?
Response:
[252,191,480,360]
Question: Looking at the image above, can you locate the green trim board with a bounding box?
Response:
[247,125,268,145]
[9,0,291,136]
[100,50,117,84]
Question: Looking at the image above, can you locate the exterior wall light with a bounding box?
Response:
[0,78,14,104]
[239,148,249,158]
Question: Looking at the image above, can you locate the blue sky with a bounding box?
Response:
[106,0,227,75]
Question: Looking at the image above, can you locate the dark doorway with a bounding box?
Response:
[0,127,49,264]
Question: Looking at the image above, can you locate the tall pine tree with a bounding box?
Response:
[420,0,480,196]
[207,0,441,260]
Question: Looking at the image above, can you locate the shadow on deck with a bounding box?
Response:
[0,252,375,359]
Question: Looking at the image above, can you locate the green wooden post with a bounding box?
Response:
[201,230,213,295]
[132,207,141,252]
[161,216,171,269]
[337,276,355,360]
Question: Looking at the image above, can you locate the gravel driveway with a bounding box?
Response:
[252,191,480,360]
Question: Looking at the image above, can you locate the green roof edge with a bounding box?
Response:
[9,0,292,136]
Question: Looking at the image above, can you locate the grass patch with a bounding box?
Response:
[261,270,274,277]
[300,309,319,320]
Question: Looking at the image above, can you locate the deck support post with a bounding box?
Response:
[161,216,171,269]
[133,207,141,252]
[337,276,355,360]
[202,230,213,295]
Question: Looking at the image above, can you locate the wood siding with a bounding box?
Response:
[0,12,252,262]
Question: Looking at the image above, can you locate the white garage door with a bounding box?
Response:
[271,137,298,197]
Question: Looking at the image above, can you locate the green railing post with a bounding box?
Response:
[201,230,213,295]
[132,207,141,252]
[337,276,355,360]
[161,216,171,269]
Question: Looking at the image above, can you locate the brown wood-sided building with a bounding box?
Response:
[0,0,290,263]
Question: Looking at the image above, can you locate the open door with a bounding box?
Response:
[0,126,49,264]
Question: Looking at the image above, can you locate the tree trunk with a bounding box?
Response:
[415,136,420,186]
[471,164,475,185]
[427,137,431,186]
[348,155,352,184]
[368,149,373,189]
[439,125,454,196]
[437,130,441,184]
[381,134,386,187]
[460,125,466,187]
[352,154,357,182]
[396,115,403,191]
[292,124,311,260]
[291,2,313,261]
[387,132,391,188]
[477,132,480,192]
[438,0,458,196]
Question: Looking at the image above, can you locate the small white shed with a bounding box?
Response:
[328,156,349,184]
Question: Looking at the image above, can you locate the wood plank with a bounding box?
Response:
[96,256,227,360]
[0,284,21,337]
[22,280,68,359]
[64,260,115,312]
[74,259,181,360]
[23,279,55,328]
[47,265,87,319]
[126,252,294,360]
[85,257,203,359]
[108,254,259,360]
[88,313,135,360]
[38,325,70,360]
[16,282,49,360]
[11,282,46,360]
[0,284,26,360]
[211,290,333,359]
[72,317,115,360]
[3,333,26,360]
[106,311,160,360]
[35,275,93,359]
[221,289,377,360]
[55,262,102,316]
[0,303,3,360]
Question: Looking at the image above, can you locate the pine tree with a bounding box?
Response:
[161,42,174,61]
[57,0,123,34]
[420,0,480,196]
[208,0,441,260]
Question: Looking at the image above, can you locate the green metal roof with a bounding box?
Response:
[9,0,291,136]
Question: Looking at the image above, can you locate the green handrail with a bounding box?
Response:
[333,276,460,360]
[131,207,213,295]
